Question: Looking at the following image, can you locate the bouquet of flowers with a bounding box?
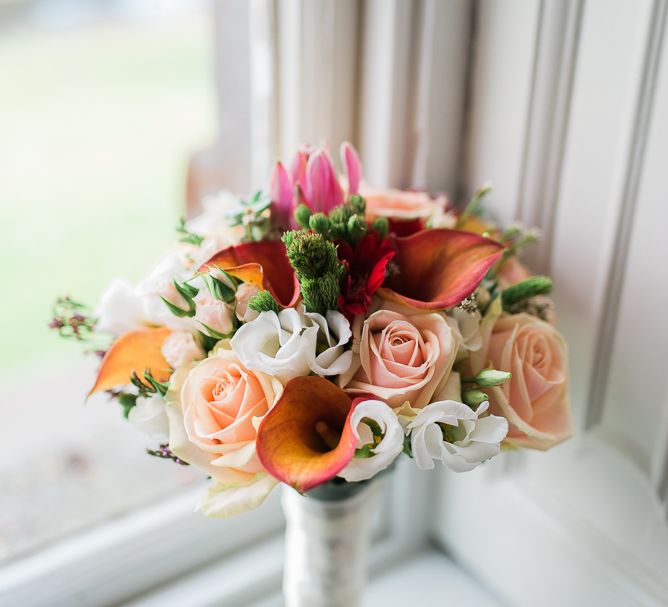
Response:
[51,143,573,518]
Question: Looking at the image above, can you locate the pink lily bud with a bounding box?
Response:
[289,147,310,190]
[304,150,345,213]
[340,141,361,195]
[270,161,294,230]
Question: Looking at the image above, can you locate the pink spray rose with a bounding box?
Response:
[194,290,234,335]
[485,314,572,450]
[362,188,445,222]
[340,309,457,408]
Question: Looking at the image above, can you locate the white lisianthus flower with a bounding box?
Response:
[339,399,404,482]
[128,394,169,441]
[407,400,508,472]
[161,331,205,369]
[230,309,313,382]
[95,278,145,335]
[304,310,353,377]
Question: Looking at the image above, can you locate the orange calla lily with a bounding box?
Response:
[89,327,172,396]
[199,240,300,308]
[378,228,504,310]
[256,376,359,493]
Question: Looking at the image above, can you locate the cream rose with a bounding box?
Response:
[485,314,572,450]
[362,187,443,221]
[341,309,457,408]
[166,348,282,517]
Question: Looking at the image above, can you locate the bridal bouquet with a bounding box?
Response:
[51,143,573,517]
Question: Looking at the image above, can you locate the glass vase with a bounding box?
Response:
[281,480,382,607]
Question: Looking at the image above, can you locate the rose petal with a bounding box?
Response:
[256,376,359,492]
[379,229,504,309]
[89,327,172,396]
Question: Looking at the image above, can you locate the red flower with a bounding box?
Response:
[337,232,395,318]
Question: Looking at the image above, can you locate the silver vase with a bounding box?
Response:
[281,480,382,607]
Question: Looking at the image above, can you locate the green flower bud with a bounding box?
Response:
[471,369,512,387]
[309,212,331,235]
[347,214,366,244]
[501,275,553,309]
[462,389,489,408]
[349,194,366,215]
[248,290,280,314]
[294,204,312,229]
[371,217,389,238]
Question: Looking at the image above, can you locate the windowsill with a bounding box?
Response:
[125,540,502,607]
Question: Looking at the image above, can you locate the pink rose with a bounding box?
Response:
[341,309,456,408]
[166,349,282,516]
[486,314,572,450]
[194,290,234,335]
[362,187,445,222]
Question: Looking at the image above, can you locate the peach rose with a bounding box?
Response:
[341,309,457,408]
[166,347,282,517]
[485,314,572,450]
[362,187,445,221]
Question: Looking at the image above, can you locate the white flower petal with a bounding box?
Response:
[339,400,404,482]
[196,475,278,518]
[407,399,508,473]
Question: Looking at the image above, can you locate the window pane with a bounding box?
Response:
[0,0,215,563]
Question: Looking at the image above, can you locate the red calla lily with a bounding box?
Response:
[199,240,300,308]
[379,228,504,310]
[256,376,359,493]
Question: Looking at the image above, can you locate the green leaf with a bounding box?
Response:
[456,184,491,227]
[118,393,138,418]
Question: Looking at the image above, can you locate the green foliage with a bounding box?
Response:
[176,217,204,246]
[118,392,138,419]
[248,290,280,314]
[161,280,198,317]
[131,369,170,397]
[204,272,237,303]
[226,190,272,242]
[48,296,111,352]
[456,184,492,228]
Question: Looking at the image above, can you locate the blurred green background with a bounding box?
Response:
[0,5,216,374]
